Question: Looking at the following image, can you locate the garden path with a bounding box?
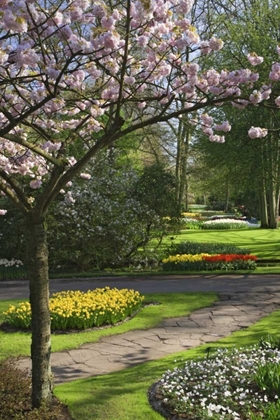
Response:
[16,290,280,384]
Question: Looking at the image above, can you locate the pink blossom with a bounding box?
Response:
[201,113,213,127]
[30,179,42,189]
[231,99,249,109]
[101,16,115,30]
[175,0,194,15]
[260,85,272,100]
[249,90,263,105]
[68,157,77,167]
[80,173,91,179]
[205,69,220,85]
[203,127,213,136]
[209,134,225,143]
[269,63,280,81]
[209,37,224,51]
[214,121,231,132]
[248,127,268,139]
[247,53,264,66]
[49,11,64,26]
[124,76,136,85]
[200,41,211,55]
[3,10,28,33]
[275,96,280,107]
[0,209,7,215]
[137,35,149,47]
[137,102,146,108]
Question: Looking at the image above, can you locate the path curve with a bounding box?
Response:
[16,291,280,384]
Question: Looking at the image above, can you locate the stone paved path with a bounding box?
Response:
[17,291,280,384]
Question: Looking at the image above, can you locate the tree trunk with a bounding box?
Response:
[224,178,230,212]
[25,213,52,408]
[176,119,190,212]
[267,186,278,229]
[259,182,269,228]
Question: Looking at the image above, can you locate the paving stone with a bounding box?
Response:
[15,291,280,384]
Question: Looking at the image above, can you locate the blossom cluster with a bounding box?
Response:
[3,287,144,330]
[0,0,279,198]
[158,345,280,419]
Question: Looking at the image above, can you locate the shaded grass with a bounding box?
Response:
[0,293,217,360]
[55,308,280,420]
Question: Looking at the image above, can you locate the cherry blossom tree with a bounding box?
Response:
[0,0,279,409]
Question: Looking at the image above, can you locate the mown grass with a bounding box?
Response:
[0,292,217,360]
[1,228,279,283]
[47,228,280,279]
[162,229,280,259]
[54,308,280,420]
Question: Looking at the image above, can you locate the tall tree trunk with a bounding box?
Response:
[266,187,279,229]
[224,178,230,212]
[259,183,269,228]
[25,213,52,408]
[176,119,190,212]
[266,131,279,229]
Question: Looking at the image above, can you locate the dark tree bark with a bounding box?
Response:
[25,213,52,408]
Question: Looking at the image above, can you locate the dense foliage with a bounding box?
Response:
[166,241,250,256]
[0,360,69,420]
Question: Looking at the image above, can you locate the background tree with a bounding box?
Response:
[195,0,280,227]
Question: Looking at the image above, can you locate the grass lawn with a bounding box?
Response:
[47,228,280,279]
[163,228,280,259]
[0,292,217,360]
[2,228,280,282]
[54,308,280,420]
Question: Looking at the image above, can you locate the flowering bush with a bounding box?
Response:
[156,345,280,420]
[162,253,257,271]
[48,156,180,271]
[3,287,144,331]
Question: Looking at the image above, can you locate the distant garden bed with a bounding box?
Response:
[162,241,257,271]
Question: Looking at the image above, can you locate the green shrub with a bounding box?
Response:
[182,218,202,229]
[259,335,280,351]
[254,362,280,398]
[166,241,250,256]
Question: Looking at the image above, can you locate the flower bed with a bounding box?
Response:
[162,253,257,271]
[3,287,144,330]
[153,344,280,420]
[0,258,26,280]
[201,218,257,230]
